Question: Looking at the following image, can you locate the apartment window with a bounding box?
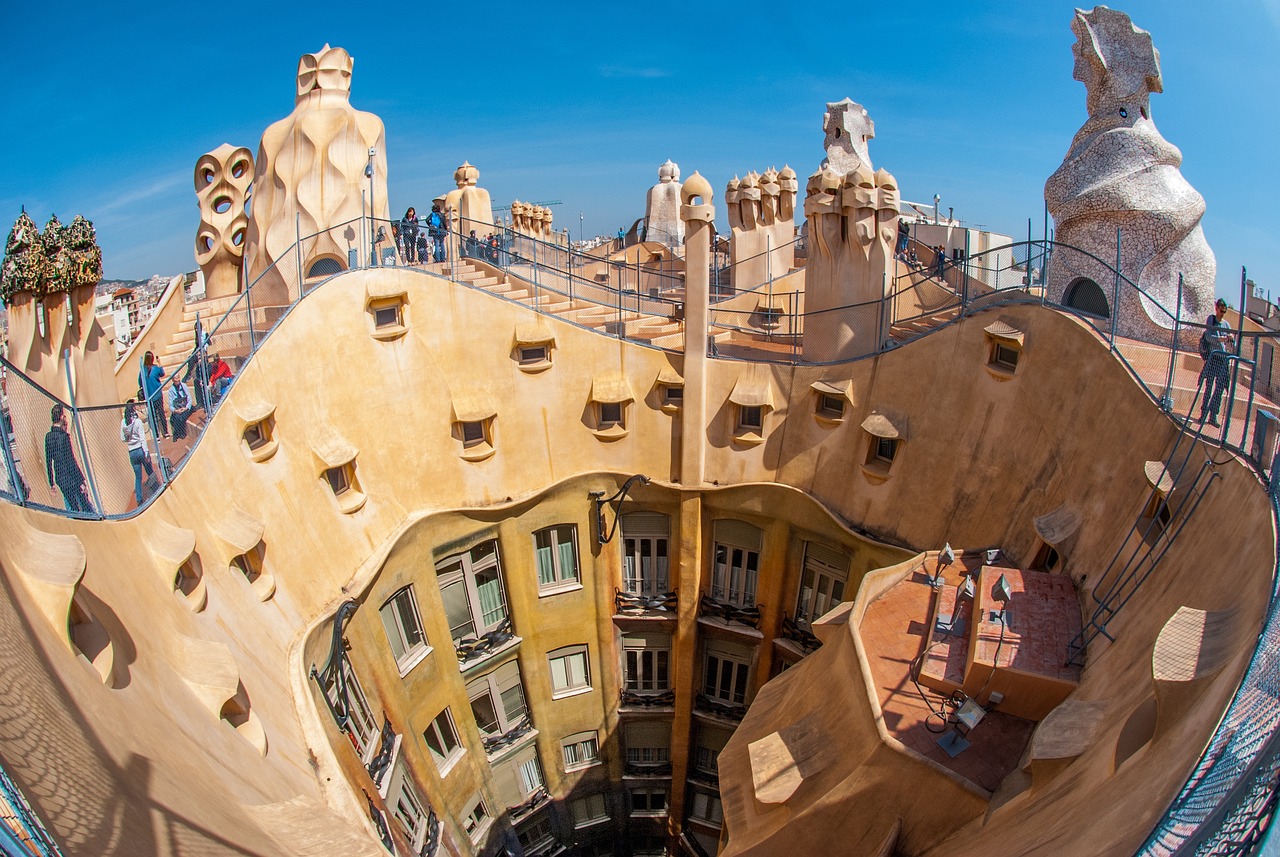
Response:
[461,420,486,446]
[630,787,668,816]
[623,633,671,693]
[243,417,273,451]
[599,401,624,429]
[622,512,670,596]
[693,726,730,776]
[386,760,431,851]
[373,304,400,328]
[984,321,1025,376]
[570,794,609,828]
[462,793,489,842]
[379,586,429,673]
[873,436,898,464]
[662,385,684,407]
[324,463,352,496]
[367,293,408,340]
[688,787,723,826]
[562,731,600,770]
[517,812,555,853]
[534,525,579,590]
[549,645,591,697]
[322,658,378,758]
[993,342,1020,370]
[795,542,850,628]
[494,744,544,810]
[817,393,845,418]
[711,519,762,607]
[737,404,762,432]
[703,641,752,706]
[423,708,462,773]
[624,721,671,768]
[436,540,509,647]
[467,660,528,740]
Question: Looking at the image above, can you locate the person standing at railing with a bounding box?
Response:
[1198,298,1236,427]
[895,220,910,260]
[399,207,419,264]
[120,400,155,506]
[427,205,446,263]
[44,404,92,513]
[934,245,947,281]
[169,377,197,440]
[139,351,168,439]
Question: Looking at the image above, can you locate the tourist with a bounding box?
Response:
[44,403,92,513]
[169,377,197,440]
[399,207,419,264]
[1198,298,1236,427]
[207,354,233,405]
[120,400,155,506]
[427,205,447,263]
[896,220,911,259]
[465,230,479,259]
[907,247,920,269]
[139,351,168,439]
[934,245,947,281]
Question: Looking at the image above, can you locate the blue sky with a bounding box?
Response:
[1,1,1276,304]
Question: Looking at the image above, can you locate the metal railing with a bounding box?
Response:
[0,762,63,857]
[2,213,1279,854]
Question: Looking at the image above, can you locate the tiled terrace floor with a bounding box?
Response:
[860,555,1037,793]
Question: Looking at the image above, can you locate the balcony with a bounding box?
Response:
[624,759,673,777]
[779,613,822,654]
[694,692,747,723]
[456,616,518,670]
[615,588,679,617]
[509,786,550,822]
[620,688,676,711]
[698,594,763,630]
[481,713,535,757]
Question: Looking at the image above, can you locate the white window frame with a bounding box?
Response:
[737,404,762,432]
[379,585,430,675]
[689,786,723,826]
[386,759,430,852]
[621,513,670,596]
[518,755,545,795]
[466,660,528,740]
[629,786,668,817]
[703,641,752,707]
[516,811,556,853]
[323,657,379,761]
[436,540,509,647]
[534,525,580,593]
[570,793,609,829]
[711,520,762,607]
[549,645,592,698]
[462,793,490,842]
[795,542,850,629]
[561,731,600,770]
[423,707,463,775]
[623,634,671,693]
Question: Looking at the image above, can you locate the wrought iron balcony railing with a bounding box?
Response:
[695,692,747,722]
[615,588,679,616]
[456,616,516,666]
[509,786,550,821]
[481,714,535,756]
[366,717,398,788]
[620,689,676,708]
[698,594,763,629]
[780,613,822,654]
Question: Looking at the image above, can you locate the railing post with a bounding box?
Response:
[962,229,971,312]
[246,265,256,352]
[532,238,539,289]
[876,273,885,351]
[0,381,21,504]
[1110,228,1121,347]
[65,352,103,517]
[792,290,800,364]
[1163,274,1183,413]
[295,212,304,298]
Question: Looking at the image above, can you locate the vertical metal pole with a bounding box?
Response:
[246,271,256,353]
[1110,229,1121,347]
[1026,219,1033,293]
[792,290,800,364]
[0,369,21,504]
[295,212,303,297]
[533,238,539,289]
[65,352,102,516]
[877,272,886,351]
[1163,274,1183,413]
[962,229,971,312]
[617,262,624,339]
[1239,267,1248,359]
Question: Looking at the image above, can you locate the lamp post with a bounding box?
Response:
[366,148,376,266]
[933,194,940,226]
[579,212,584,247]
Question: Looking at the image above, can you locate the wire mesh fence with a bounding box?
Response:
[1,214,1279,853]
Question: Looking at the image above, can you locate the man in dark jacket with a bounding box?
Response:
[44,404,92,513]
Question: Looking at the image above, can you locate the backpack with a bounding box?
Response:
[428,211,444,236]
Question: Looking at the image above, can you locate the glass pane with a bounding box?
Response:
[557,537,577,583]
[471,693,498,734]
[441,581,475,642]
[396,593,423,648]
[476,568,506,629]
[656,651,669,688]
[551,657,569,690]
[656,540,669,592]
[379,602,406,662]
[425,723,445,760]
[535,541,555,586]
[625,651,639,690]
[734,663,748,704]
[500,684,528,722]
[624,539,638,591]
[570,653,588,687]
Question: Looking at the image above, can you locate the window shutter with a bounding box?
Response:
[622,512,670,536]
[713,519,762,551]
[805,541,849,576]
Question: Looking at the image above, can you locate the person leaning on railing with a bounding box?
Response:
[44,403,93,513]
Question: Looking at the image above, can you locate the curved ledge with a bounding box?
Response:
[370,324,408,342]
[246,438,280,463]
[733,431,765,447]
[460,443,496,462]
[517,359,553,374]
[984,364,1017,382]
[860,461,891,484]
[592,425,630,442]
[333,488,368,515]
